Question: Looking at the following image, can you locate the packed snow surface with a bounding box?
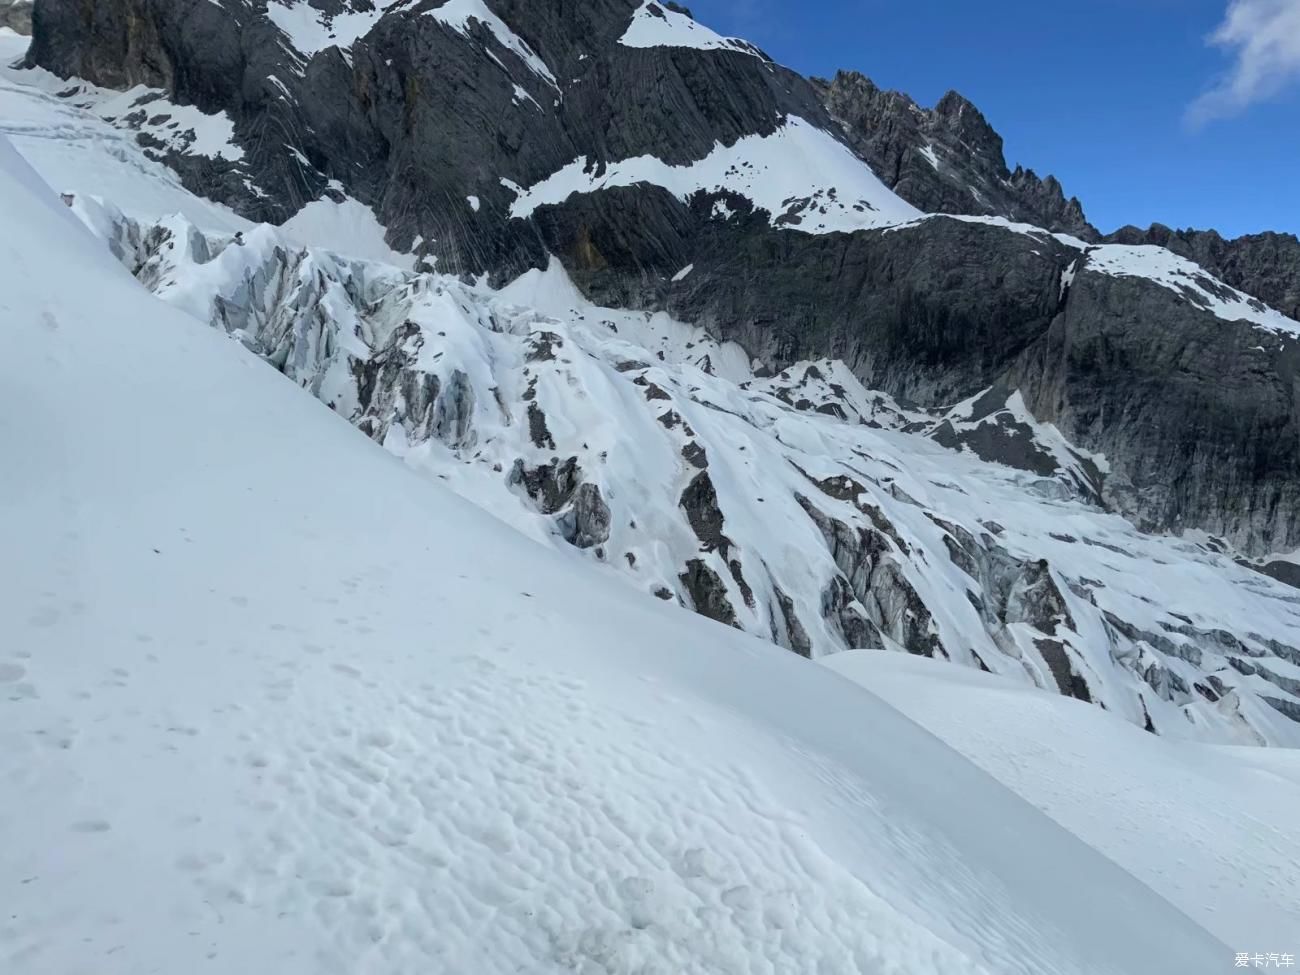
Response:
[619,1,765,58]
[827,652,1300,948]
[0,135,1230,974]
[509,116,922,232]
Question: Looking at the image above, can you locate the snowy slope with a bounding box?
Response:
[619,1,766,58]
[266,0,403,60]
[279,196,415,269]
[1081,243,1300,337]
[0,32,250,230]
[426,0,559,88]
[0,136,1230,973]
[825,652,1300,948]
[509,115,923,233]
[896,214,1300,335]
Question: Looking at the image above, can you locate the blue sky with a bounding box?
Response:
[686,0,1300,237]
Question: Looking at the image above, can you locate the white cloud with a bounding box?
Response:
[1188,0,1300,125]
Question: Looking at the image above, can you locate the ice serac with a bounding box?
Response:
[0,133,1231,975]
[20,3,1300,549]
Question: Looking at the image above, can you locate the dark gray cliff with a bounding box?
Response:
[1005,263,1300,554]
[531,197,1073,404]
[1106,224,1300,322]
[27,0,827,276]
[813,70,1097,241]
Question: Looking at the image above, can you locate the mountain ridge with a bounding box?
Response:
[811,69,1098,241]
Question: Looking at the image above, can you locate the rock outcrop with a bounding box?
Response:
[813,70,1096,240]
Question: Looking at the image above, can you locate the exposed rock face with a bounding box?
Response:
[1106,224,1300,322]
[1006,262,1300,555]
[813,71,1096,240]
[0,0,31,34]
[26,0,829,273]
[558,483,612,550]
[540,201,1076,404]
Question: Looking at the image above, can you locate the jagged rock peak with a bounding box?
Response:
[813,69,1097,240]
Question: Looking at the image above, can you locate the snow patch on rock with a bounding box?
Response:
[266,0,402,58]
[619,1,765,58]
[279,196,413,269]
[427,0,559,89]
[508,116,922,233]
[1085,243,1300,336]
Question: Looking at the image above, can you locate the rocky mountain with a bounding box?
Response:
[812,70,1097,240]
[9,4,1300,743]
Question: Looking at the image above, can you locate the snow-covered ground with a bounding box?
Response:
[826,652,1300,948]
[0,134,1234,974]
